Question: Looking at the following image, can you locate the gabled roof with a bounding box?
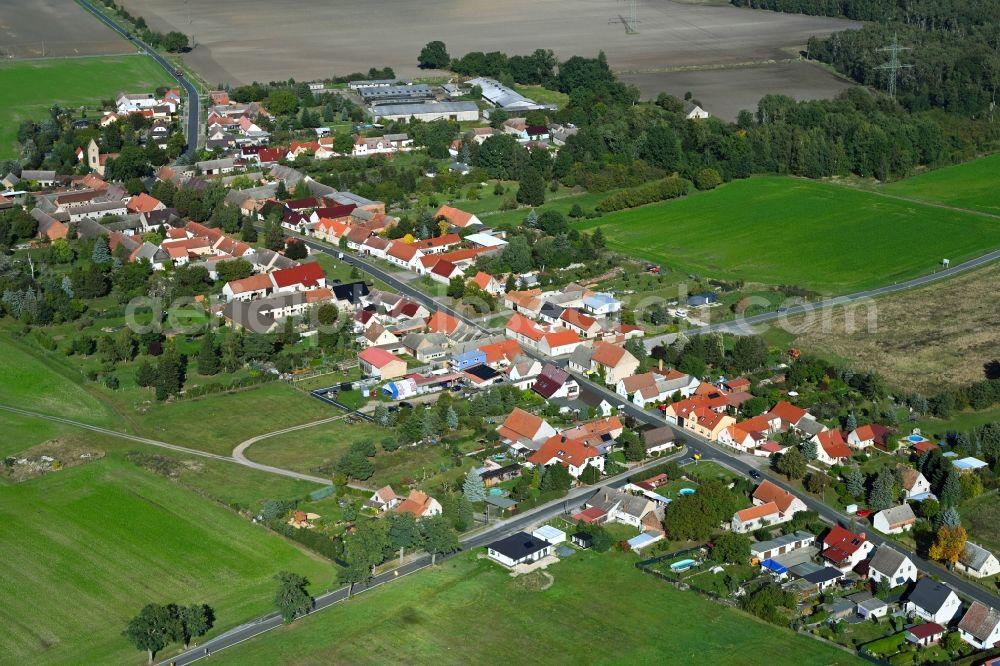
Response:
[769,400,807,426]
[875,504,915,528]
[908,578,957,614]
[430,259,460,278]
[497,407,549,442]
[960,541,996,572]
[226,273,273,294]
[852,424,890,444]
[532,363,571,399]
[816,429,852,460]
[394,490,437,517]
[590,341,631,368]
[471,271,497,290]
[869,544,909,576]
[543,329,580,349]
[906,623,945,640]
[126,193,163,213]
[358,347,404,369]
[823,526,867,563]
[387,241,419,261]
[479,339,522,364]
[752,480,800,514]
[435,205,475,227]
[560,308,598,331]
[426,311,461,335]
[736,501,780,522]
[271,262,325,288]
[958,601,1000,642]
[528,434,601,468]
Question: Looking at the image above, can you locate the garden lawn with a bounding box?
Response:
[577,176,1000,294]
[0,55,172,157]
[961,491,1000,556]
[0,456,333,665]
[210,550,859,666]
[881,153,1000,216]
[0,332,119,427]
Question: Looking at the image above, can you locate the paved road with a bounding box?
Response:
[76,0,200,155]
[157,450,684,665]
[0,404,330,485]
[306,238,1000,610]
[643,247,1000,349]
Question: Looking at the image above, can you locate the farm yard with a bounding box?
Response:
[0,0,134,58]
[621,61,856,120]
[782,260,1000,392]
[208,551,857,666]
[577,176,1000,294]
[881,153,1000,216]
[115,0,856,84]
[0,55,172,158]
[0,455,333,666]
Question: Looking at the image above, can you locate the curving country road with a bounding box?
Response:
[75,0,200,155]
[0,404,329,485]
[643,247,1000,349]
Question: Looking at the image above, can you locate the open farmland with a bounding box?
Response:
[881,153,1000,216]
[0,56,172,157]
[210,551,857,666]
[0,456,333,666]
[621,61,856,120]
[116,0,857,84]
[0,0,133,58]
[577,176,1000,293]
[781,261,1000,393]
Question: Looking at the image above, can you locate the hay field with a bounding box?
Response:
[116,0,859,84]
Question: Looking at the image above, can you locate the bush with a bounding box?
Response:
[595,176,689,212]
[693,167,722,190]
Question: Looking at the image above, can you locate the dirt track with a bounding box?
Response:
[115,0,859,85]
[0,0,133,58]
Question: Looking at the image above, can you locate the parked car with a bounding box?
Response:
[749,470,761,479]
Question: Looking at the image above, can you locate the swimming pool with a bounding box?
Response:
[671,559,697,572]
[678,488,696,496]
[907,434,925,443]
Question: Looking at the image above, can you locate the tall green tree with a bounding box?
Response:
[273,571,313,622]
[122,604,181,664]
[196,330,220,376]
[176,604,213,650]
[516,168,545,206]
[421,514,459,565]
[775,447,807,480]
[418,41,450,69]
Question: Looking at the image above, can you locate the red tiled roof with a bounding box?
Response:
[226,273,273,294]
[528,434,601,469]
[412,233,461,250]
[817,429,851,460]
[435,206,475,227]
[430,259,459,278]
[769,400,807,426]
[736,502,780,522]
[823,526,867,563]
[591,341,629,367]
[387,241,419,261]
[907,623,944,640]
[560,308,598,331]
[573,506,607,523]
[543,329,580,349]
[498,408,547,441]
[358,347,403,369]
[752,480,800,514]
[125,192,162,214]
[426,311,461,335]
[271,262,325,288]
[479,339,522,364]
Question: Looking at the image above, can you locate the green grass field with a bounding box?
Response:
[577,176,1000,294]
[0,333,118,427]
[0,456,334,665]
[881,153,1000,216]
[210,551,858,666]
[0,55,172,157]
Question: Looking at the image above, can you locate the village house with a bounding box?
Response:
[868,544,918,587]
[588,488,663,534]
[505,356,543,389]
[532,363,579,400]
[751,531,815,561]
[906,578,963,625]
[850,591,890,621]
[568,341,639,386]
[487,531,553,568]
[873,504,917,535]
[905,623,946,648]
[365,486,401,513]
[848,424,891,450]
[358,347,407,380]
[956,542,1000,579]
[822,526,875,570]
[732,502,785,533]
[899,465,933,500]
[561,416,624,455]
[468,271,503,296]
[753,480,807,517]
[684,407,735,441]
[813,429,852,465]
[643,426,675,455]
[435,205,482,229]
[496,408,557,452]
[394,490,442,518]
[958,601,1000,650]
[527,434,605,478]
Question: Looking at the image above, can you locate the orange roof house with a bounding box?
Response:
[479,339,522,365]
[528,434,604,477]
[125,192,164,214]
[394,490,442,518]
[426,310,462,335]
[815,429,852,464]
[752,479,806,515]
[435,205,481,228]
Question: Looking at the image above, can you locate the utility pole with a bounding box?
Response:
[608,0,639,35]
[876,33,913,99]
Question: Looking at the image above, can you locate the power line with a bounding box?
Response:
[876,32,913,98]
[608,0,639,35]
